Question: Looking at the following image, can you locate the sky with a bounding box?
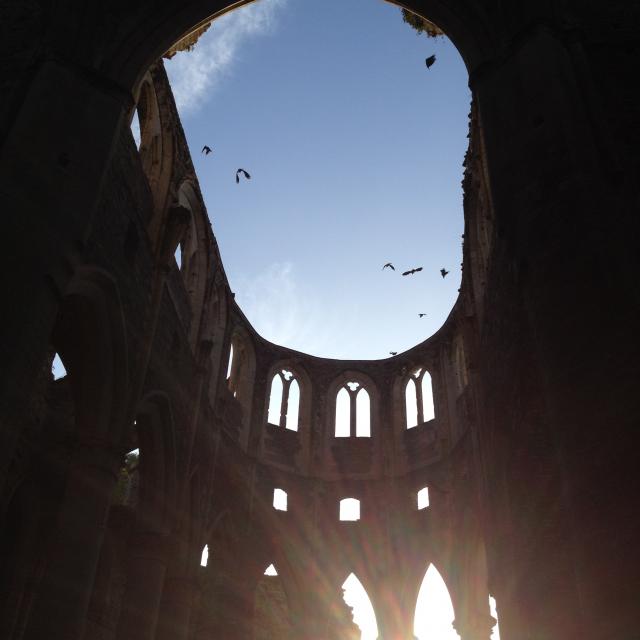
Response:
[163,0,471,361]
[142,1,485,636]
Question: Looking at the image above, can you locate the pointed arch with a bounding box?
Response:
[342,572,378,640]
[421,370,435,422]
[267,373,283,425]
[266,368,301,432]
[355,388,370,437]
[335,387,350,437]
[414,564,458,640]
[286,378,300,431]
[405,377,418,428]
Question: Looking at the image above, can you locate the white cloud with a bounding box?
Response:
[165,0,288,115]
[234,262,360,358]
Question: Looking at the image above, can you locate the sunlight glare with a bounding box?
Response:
[414,565,459,640]
[490,596,500,640]
[339,498,360,521]
[273,488,288,511]
[342,573,378,640]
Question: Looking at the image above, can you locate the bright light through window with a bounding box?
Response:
[342,573,378,640]
[226,343,234,381]
[414,565,459,639]
[490,596,500,639]
[200,544,209,567]
[273,488,288,511]
[264,564,278,576]
[335,387,350,437]
[52,353,67,380]
[339,498,360,521]
[355,388,370,437]
[417,487,430,510]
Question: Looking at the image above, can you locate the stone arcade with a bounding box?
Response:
[0,2,639,640]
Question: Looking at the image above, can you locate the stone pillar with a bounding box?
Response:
[453,612,496,640]
[155,575,198,640]
[116,532,168,640]
[0,58,129,487]
[372,590,415,640]
[23,443,121,640]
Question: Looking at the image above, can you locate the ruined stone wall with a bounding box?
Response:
[0,2,639,640]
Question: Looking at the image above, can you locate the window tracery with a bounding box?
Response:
[405,367,435,428]
[335,381,370,437]
[267,369,300,431]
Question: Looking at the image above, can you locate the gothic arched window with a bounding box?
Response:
[335,381,370,437]
[405,368,435,428]
[267,369,300,431]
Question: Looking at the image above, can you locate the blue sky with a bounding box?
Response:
[164,0,471,360]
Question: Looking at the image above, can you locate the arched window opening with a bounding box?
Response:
[490,596,500,640]
[405,378,418,428]
[273,488,288,512]
[267,374,283,425]
[200,544,209,567]
[414,565,458,640]
[287,378,300,431]
[52,352,67,380]
[342,573,378,640]
[406,368,435,429]
[174,242,182,270]
[422,371,435,421]
[355,388,370,437]
[132,81,162,172]
[267,369,300,431]
[335,387,351,437]
[226,343,234,382]
[335,382,371,438]
[255,563,292,639]
[340,498,360,522]
[130,107,142,149]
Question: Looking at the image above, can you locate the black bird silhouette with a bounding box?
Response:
[389,352,398,356]
[202,145,212,155]
[440,268,449,278]
[402,267,423,276]
[382,263,395,271]
[235,168,251,184]
[425,54,437,69]
[419,313,427,318]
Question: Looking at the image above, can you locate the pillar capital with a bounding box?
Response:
[453,612,497,640]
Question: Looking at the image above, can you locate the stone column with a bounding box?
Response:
[453,612,497,640]
[115,532,168,640]
[155,575,198,640]
[23,443,121,640]
[0,58,129,487]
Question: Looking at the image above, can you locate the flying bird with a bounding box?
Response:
[402,267,423,276]
[201,145,212,155]
[440,268,449,278]
[425,54,437,69]
[389,352,398,356]
[382,263,395,271]
[419,313,427,318]
[235,168,251,184]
